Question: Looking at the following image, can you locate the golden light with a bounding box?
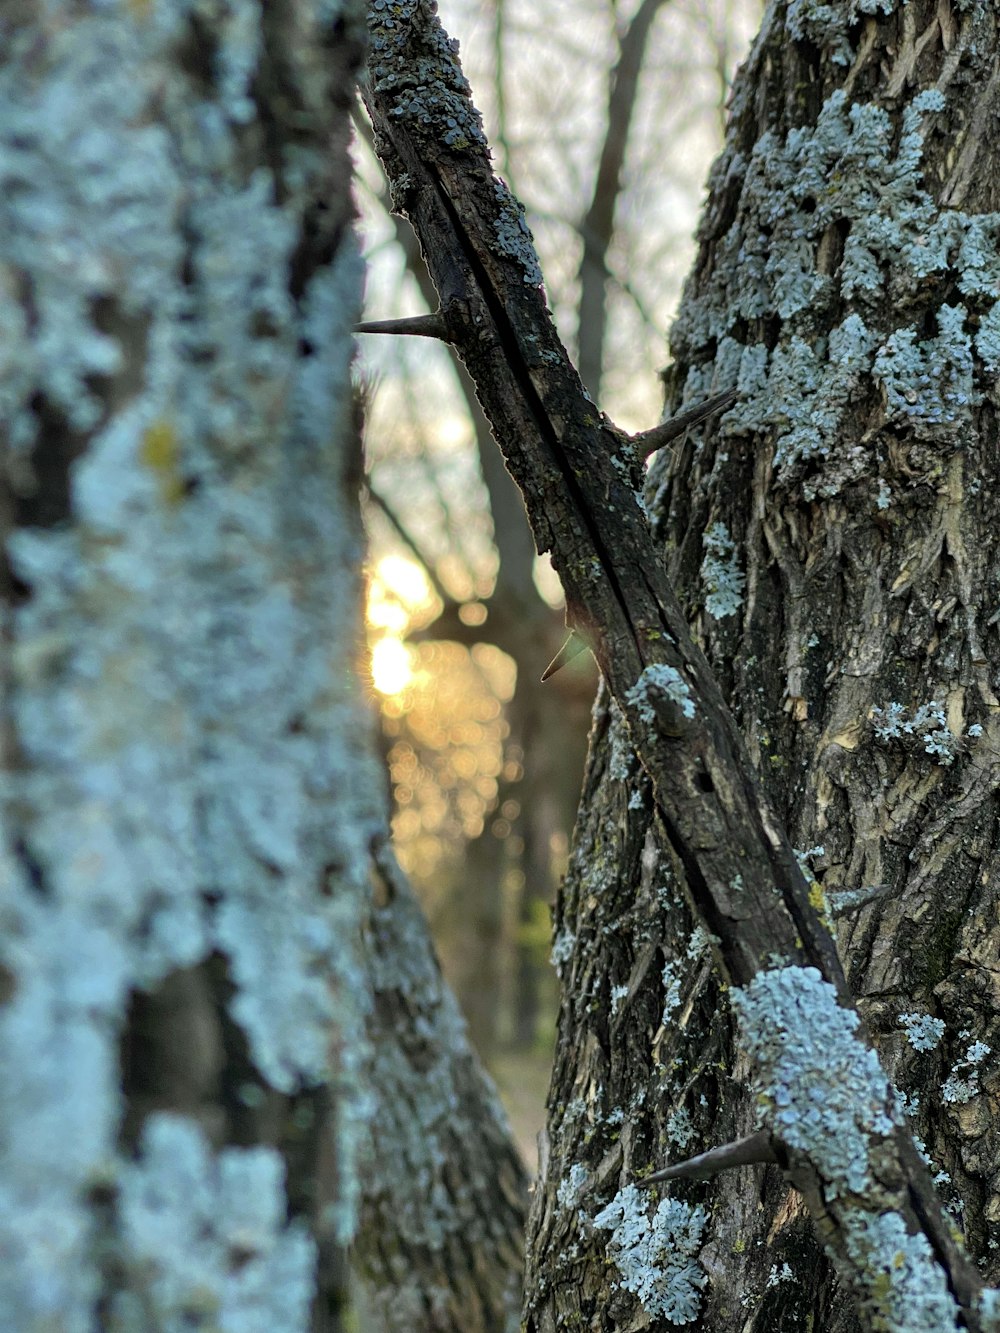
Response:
[367,599,409,634]
[367,554,437,639]
[371,637,414,696]
[377,555,431,608]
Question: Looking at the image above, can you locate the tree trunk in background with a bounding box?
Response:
[0,6,525,1330]
[355,840,527,1332]
[527,2,1000,1328]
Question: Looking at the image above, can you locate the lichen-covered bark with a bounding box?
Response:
[355,839,527,1332]
[362,0,996,1320]
[0,4,371,1327]
[0,5,526,1330]
[528,1,1000,1328]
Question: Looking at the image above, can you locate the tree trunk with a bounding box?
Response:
[0,6,525,1330]
[354,840,527,1332]
[527,1,1000,1327]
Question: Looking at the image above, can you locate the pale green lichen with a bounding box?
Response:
[941,1040,991,1105]
[870,699,964,765]
[593,1185,708,1324]
[671,70,1000,499]
[626,663,696,723]
[899,1013,946,1053]
[112,1115,316,1331]
[493,179,544,286]
[733,967,895,1197]
[556,1163,589,1209]
[787,0,898,65]
[367,0,487,152]
[735,967,964,1332]
[700,521,745,619]
[841,1210,962,1332]
[0,2,373,1323]
[661,960,682,1022]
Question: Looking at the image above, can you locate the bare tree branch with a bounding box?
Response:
[364,481,454,609]
[577,0,673,397]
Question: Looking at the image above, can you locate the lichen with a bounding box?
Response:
[787,0,899,65]
[626,663,696,724]
[493,179,544,286]
[941,1040,991,1105]
[872,304,977,442]
[841,1210,961,1333]
[551,926,576,973]
[870,700,964,765]
[556,1163,589,1209]
[607,702,638,781]
[733,967,895,1197]
[661,960,682,1022]
[899,1013,946,1053]
[0,2,374,1320]
[735,968,965,1330]
[367,0,487,152]
[671,75,1000,498]
[700,521,745,620]
[685,925,714,959]
[112,1115,316,1331]
[593,1185,707,1325]
[665,1106,695,1149]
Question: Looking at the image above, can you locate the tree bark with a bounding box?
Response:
[361,0,1000,1326]
[354,839,527,1332]
[0,5,526,1330]
[529,1,1000,1328]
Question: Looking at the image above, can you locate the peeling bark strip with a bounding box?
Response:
[361,1,990,1326]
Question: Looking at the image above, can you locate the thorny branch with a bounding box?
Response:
[359,2,987,1326]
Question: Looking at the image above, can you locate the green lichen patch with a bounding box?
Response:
[671,76,1000,497]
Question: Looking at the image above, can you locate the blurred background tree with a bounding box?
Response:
[355,0,761,1151]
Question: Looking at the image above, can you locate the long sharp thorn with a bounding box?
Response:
[638,1130,776,1186]
[541,632,587,682]
[630,386,738,459]
[354,312,451,340]
[827,883,895,918]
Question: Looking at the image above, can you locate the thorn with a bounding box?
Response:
[827,883,895,918]
[637,1129,776,1186]
[630,387,738,459]
[541,632,588,681]
[354,312,451,340]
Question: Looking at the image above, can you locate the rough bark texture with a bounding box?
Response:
[0,5,371,1327]
[528,1,1000,1329]
[355,839,527,1332]
[362,0,993,1323]
[0,5,526,1330]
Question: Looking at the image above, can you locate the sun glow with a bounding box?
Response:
[371,636,414,696]
[367,555,435,697]
[377,555,432,608]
